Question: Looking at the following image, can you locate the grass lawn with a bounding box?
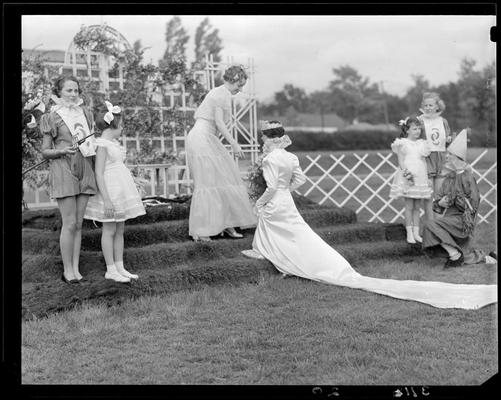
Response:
[22,225,497,385]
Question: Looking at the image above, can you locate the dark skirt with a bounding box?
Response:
[49,152,97,199]
[426,151,447,178]
[422,207,471,256]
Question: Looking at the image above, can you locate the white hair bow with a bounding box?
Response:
[104,100,121,125]
[398,117,409,126]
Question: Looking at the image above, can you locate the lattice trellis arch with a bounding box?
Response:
[58,24,133,92]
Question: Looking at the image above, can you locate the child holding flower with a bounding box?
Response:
[389,116,433,243]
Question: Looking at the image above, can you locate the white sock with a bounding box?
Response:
[449,251,461,261]
[115,261,138,279]
[406,226,416,243]
[412,226,422,242]
[105,264,130,283]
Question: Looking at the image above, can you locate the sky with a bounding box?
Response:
[22,15,495,103]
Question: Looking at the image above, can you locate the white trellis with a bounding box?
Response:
[296,149,497,225]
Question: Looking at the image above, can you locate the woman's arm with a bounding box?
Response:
[255,157,279,211]
[290,156,307,191]
[214,107,244,158]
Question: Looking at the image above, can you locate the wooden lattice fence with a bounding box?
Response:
[294,149,497,225]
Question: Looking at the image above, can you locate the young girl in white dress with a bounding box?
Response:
[242,121,496,310]
[84,101,146,283]
[389,116,433,244]
[186,65,257,241]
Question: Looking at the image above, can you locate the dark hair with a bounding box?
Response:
[52,75,82,97]
[94,105,122,131]
[261,121,285,138]
[399,116,425,139]
[222,65,248,84]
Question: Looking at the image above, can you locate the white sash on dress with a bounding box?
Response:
[422,116,446,152]
[56,107,96,157]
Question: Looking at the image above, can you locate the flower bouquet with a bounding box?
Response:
[402,169,415,186]
[246,155,266,203]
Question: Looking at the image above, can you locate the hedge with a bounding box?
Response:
[283,129,495,152]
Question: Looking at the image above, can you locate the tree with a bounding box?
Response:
[193,17,223,68]
[273,84,309,114]
[159,16,189,67]
[404,74,431,115]
[328,65,380,123]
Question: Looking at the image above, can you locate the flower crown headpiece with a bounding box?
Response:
[259,120,283,131]
[104,100,121,125]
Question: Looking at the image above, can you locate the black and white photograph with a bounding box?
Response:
[9,4,497,393]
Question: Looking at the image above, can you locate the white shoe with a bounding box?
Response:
[105,271,131,283]
[241,249,265,260]
[413,227,423,242]
[116,268,139,280]
[406,226,416,244]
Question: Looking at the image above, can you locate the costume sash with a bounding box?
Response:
[56,107,96,157]
[421,116,447,152]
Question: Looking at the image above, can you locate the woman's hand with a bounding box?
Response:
[104,199,114,218]
[437,196,450,208]
[446,135,453,143]
[58,146,78,156]
[231,141,244,158]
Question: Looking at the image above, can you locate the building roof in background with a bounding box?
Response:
[23,49,66,63]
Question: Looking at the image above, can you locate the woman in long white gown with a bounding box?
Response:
[242,121,497,310]
[186,65,257,241]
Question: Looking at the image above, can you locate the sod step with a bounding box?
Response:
[23,225,410,284]
[22,240,422,321]
[21,193,340,231]
[22,207,361,254]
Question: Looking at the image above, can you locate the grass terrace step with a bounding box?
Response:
[21,193,333,231]
[22,239,421,320]
[22,207,360,254]
[23,225,409,284]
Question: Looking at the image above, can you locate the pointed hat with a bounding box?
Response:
[448,128,468,160]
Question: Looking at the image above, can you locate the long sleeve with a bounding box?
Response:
[290,155,306,191]
[255,156,279,209]
[454,170,480,214]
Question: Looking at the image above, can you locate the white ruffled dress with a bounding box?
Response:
[389,138,433,199]
[186,85,257,238]
[84,138,146,223]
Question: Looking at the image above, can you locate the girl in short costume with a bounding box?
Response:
[186,65,257,241]
[40,75,97,283]
[84,101,146,283]
[417,92,455,220]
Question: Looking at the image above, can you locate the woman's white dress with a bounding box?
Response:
[84,138,146,222]
[186,85,257,238]
[245,147,496,310]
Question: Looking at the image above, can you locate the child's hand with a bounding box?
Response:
[446,135,452,143]
[438,196,449,208]
[104,200,114,218]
